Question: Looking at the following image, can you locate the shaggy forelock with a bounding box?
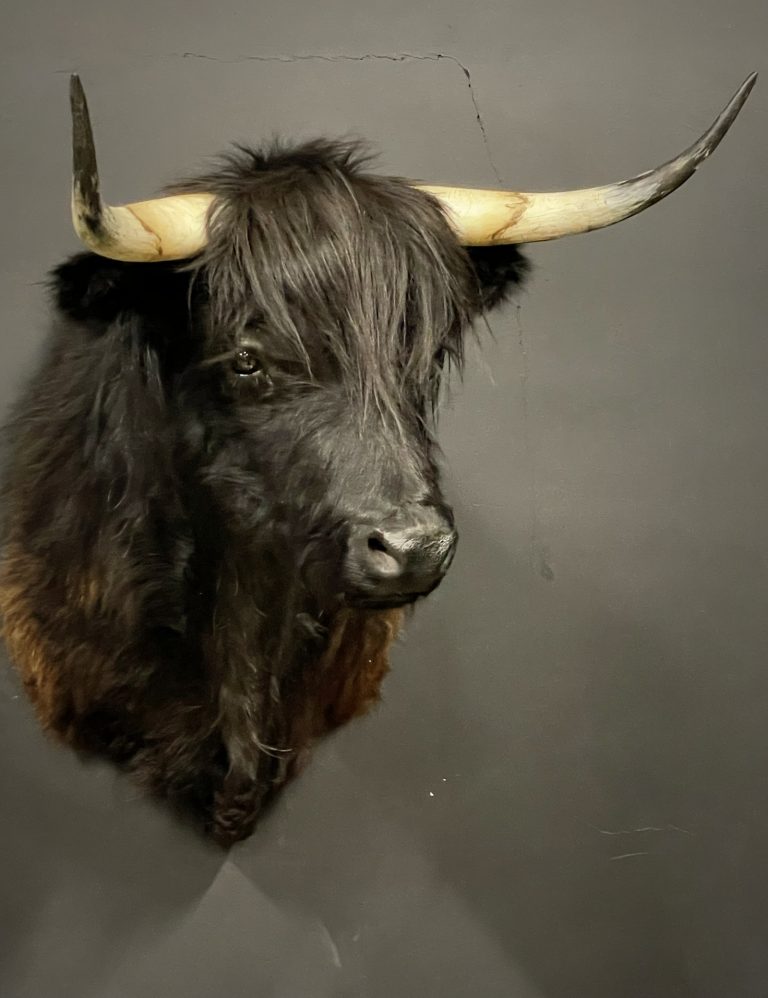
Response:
[170,139,476,415]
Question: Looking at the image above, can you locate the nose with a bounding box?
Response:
[345,506,458,607]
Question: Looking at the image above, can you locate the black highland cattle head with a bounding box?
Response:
[172,142,496,617]
[64,73,755,622]
[0,74,755,843]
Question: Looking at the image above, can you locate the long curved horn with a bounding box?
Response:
[70,73,756,261]
[418,73,757,245]
[70,75,213,262]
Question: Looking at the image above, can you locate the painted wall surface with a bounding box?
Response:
[1,3,766,996]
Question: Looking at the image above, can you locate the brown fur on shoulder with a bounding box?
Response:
[1,544,400,844]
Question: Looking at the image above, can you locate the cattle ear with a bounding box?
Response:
[466,245,531,313]
[51,253,138,322]
[51,253,190,324]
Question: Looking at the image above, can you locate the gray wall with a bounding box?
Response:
[1,3,766,996]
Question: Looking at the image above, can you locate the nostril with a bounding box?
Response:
[345,514,456,604]
[363,531,402,579]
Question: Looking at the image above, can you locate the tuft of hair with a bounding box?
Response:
[169,139,528,416]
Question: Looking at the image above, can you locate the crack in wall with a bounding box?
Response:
[590,823,693,837]
[179,50,503,184]
[514,302,549,582]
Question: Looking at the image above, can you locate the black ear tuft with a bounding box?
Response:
[466,245,531,313]
[51,253,191,325]
[52,253,136,322]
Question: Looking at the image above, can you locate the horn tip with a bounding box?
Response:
[69,73,90,125]
[69,73,84,100]
[734,71,758,108]
[718,71,759,132]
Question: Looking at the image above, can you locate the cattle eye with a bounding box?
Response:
[232,348,262,376]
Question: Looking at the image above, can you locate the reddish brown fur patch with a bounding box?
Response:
[232,608,405,799]
[1,543,403,841]
[0,545,218,787]
[285,608,402,753]
[0,549,81,736]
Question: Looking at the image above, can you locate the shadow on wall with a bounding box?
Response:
[230,499,767,998]
[0,664,226,997]
[1,497,765,997]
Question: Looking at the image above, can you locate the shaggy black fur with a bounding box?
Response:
[0,139,528,843]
